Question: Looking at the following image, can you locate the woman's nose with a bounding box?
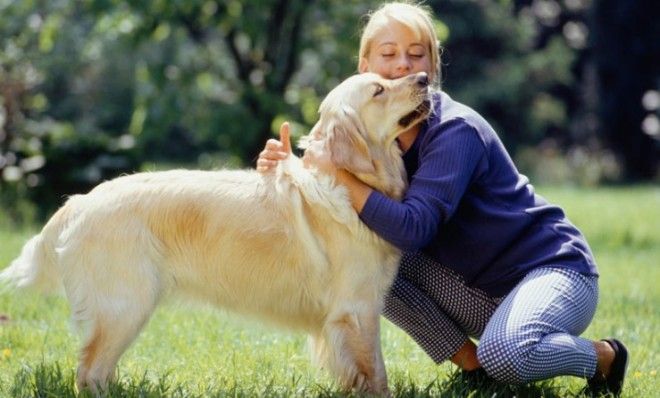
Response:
[395,54,412,72]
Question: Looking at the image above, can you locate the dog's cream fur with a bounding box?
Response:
[1,72,429,394]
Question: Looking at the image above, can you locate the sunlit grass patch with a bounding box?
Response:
[1,185,658,397]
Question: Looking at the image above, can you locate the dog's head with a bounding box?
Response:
[300,72,430,200]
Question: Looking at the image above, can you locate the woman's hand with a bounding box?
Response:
[256,121,371,213]
[256,122,292,174]
[257,121,336,175]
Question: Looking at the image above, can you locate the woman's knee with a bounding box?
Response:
[477,333,534,383]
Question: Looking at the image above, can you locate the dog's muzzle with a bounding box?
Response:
[398,97,431,128]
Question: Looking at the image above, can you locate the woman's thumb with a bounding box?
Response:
[280,122,292,154]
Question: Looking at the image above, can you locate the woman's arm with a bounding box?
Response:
[335,169,373,213]
[357,120,487,251]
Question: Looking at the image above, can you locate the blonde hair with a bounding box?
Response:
[359,2,441,83]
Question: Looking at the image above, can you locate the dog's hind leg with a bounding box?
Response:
[70,262,162,393]
[76,308,155,394]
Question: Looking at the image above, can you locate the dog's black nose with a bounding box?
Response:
[416,73,429,87]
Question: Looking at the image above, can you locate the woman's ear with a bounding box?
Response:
[358,57,369,73]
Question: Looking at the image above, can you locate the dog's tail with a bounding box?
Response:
[0,206,69,294]
[0,233,59,294]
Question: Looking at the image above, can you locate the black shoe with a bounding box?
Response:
[461,367,496,388]
[588,338,629,396]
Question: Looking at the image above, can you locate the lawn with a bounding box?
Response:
[1,185,658,397]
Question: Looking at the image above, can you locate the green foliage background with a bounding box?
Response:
[1,0,658,222]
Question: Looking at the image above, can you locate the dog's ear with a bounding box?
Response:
[327,106,375,174]
[297,125,315,150]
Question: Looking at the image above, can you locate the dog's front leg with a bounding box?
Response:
[321,307,389,395]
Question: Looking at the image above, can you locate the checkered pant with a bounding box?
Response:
[383,252,599,383]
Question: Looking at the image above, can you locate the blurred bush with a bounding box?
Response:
[516,140,622,186]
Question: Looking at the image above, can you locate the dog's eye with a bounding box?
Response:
[373,84,385,97]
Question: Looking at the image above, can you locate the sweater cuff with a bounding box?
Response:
[359,190,386,228]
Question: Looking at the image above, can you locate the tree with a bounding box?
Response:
[80,0,379,162]
[0,0,379,220]
[428,0,578,152]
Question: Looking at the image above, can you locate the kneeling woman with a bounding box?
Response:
[257,2,628,395]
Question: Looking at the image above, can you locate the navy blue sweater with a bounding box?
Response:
[360,91,598,297]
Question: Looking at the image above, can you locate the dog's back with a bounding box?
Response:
[3,156,397,327]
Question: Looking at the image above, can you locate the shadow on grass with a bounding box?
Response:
[3,362,607,397]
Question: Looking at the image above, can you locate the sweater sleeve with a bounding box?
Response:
[359,119,486,251]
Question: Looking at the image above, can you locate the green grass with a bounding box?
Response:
[1,185,658,397]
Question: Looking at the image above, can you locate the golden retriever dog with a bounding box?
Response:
[1,71,430,394]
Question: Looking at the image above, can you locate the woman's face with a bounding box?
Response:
[360,21,432,81]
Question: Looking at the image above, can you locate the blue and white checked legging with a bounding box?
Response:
[383,251,599,383]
